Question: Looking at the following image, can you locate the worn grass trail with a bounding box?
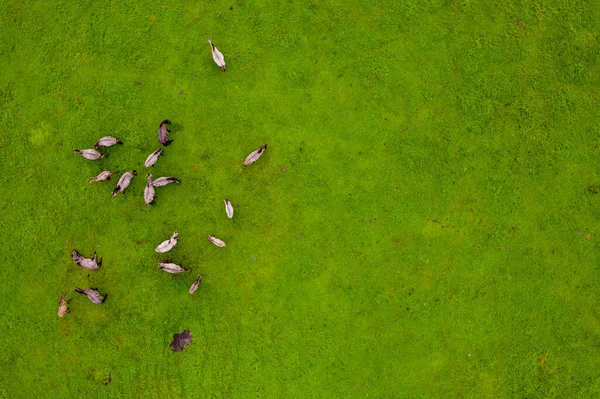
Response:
[1,0,599,397]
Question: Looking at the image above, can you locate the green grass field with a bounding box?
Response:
[1,0,599,397]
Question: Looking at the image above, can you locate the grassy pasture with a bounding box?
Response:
[0,0,599,397]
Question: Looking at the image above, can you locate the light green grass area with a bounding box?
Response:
[1,0,599,397]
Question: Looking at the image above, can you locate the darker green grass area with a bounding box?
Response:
[1,0,600,397]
